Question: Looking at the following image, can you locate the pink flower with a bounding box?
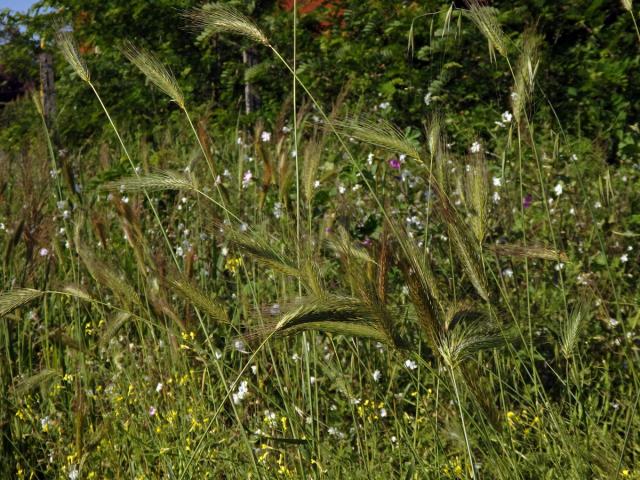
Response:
[388,157,401,169]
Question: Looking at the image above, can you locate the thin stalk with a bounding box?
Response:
[183,109,233,224]
[180,328,280,479]
[628,9,640,45]
[88,82,180,269]
[448,365,476,479]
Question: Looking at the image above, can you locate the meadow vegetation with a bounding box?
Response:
[1,1,639,478]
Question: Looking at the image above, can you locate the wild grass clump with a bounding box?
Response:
[0,3,638,479]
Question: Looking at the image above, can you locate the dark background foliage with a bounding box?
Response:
[1,0,639,160]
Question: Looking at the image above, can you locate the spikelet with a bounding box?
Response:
[622,0,633,12]
[335,117,421,160]
[464,153,488,243]
[392,220,444,348]
[31,91,44,116]
[560,301,589,359]
[250,295,392,346]
[512,29,541,124]
[55,27,90,83]
[464,1,508,59]
[167,276,229,325]
[98,312,131,348]
[425,114,448,185]
[102,171,196,193]
[438,314,510,368]
[302,139,322,206]
[122,42,185,109]
[12,369,60,396]
[429,179,490,301]
[217,223,302,279]
[184,4,269,46]
[327,226,377,267]
[63,284,93,302]
[488,243,568,262]
[0,288,44,317]
[74,222,141,308]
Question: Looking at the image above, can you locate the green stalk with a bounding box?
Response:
[448,365,476,479]
[88,83,180,269]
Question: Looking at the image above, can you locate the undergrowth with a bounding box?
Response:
[1,2,639,479]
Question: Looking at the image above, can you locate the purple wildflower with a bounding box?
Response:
[388,157,401,170]
[523,194,532,209]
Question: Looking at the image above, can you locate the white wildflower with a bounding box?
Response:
[404,359,418,370]
[367,152,374,165]
[553,182,563,196]
[273,202,283,219]
[261,131,271,142]
[242,170,253,189]
[470,141,482,153]
[40,416,51,431]
[232,380,249,405]
[68,466,79,480]
[372,369,382,382]
[234,339,249,354]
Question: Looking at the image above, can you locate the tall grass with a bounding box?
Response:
[0,3,638,479]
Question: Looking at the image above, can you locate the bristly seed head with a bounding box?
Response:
[184,4,269,46]
[122,42,185,109]
[55,26,91,83]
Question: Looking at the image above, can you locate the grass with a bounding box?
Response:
[1,3,639,479]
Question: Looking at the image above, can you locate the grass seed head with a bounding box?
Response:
[122,42,185,109]
[184,4,269,46]
[55,27,91,83]
[464,1,509,59]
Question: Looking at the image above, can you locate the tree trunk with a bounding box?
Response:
[242,47,259,114]
[38,52,56,127]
